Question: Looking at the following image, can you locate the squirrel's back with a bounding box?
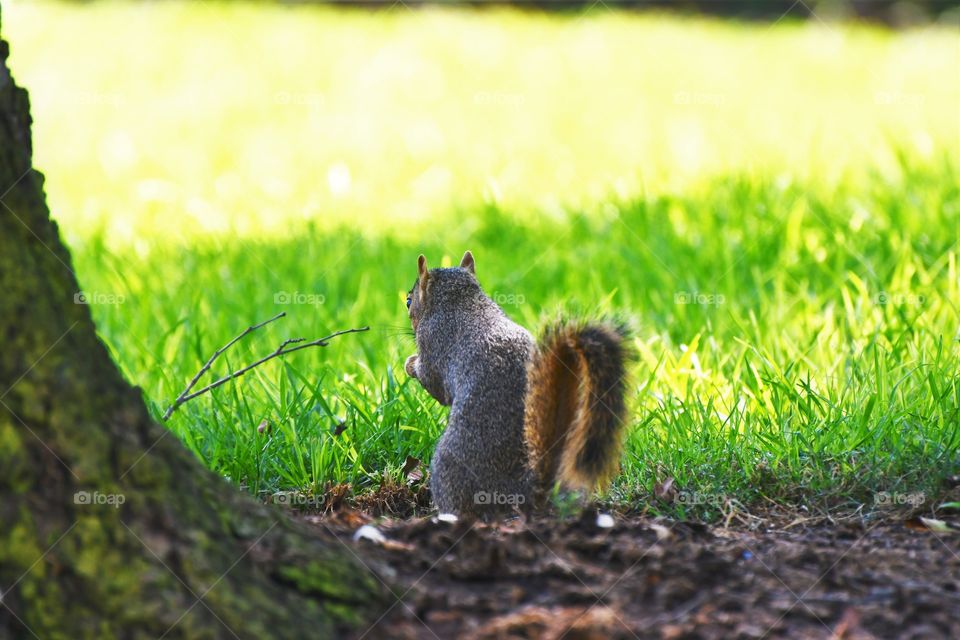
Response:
[404,252,631,518]
[407,257,535,515]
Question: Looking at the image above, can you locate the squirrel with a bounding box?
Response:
[404,251,632,518]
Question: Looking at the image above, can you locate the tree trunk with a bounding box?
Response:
[0,11,390,639]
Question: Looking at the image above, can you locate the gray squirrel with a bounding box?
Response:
[404,251,631,518]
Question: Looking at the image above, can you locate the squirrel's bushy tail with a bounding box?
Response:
[523,321,632,495]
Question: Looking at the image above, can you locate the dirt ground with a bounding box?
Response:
[308,506,960,640]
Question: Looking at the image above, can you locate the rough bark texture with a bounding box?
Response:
[0,9,390,639]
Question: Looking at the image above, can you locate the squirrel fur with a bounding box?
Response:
[404,251,631,518]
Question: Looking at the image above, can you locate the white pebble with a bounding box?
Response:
[353,525,387,544]
[596,513,615,529]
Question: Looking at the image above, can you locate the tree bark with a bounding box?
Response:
[0,10,390,639]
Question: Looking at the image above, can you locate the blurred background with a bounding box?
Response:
[3,0,958,508]
[6,0,959,246]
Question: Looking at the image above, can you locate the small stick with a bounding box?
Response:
[162,317,368,420]
[165,312,287,418]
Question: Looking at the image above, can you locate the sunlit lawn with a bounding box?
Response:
[5,1,959,516]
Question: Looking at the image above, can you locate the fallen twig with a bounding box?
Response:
[162,314,368,420]
[163,311,287,420]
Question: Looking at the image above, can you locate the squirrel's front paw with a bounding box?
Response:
[404,354,419,378]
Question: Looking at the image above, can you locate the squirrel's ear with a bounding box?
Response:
[459,250,475,275]
[417,254,428,280]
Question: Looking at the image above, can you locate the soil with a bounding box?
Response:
[307,508,960,640]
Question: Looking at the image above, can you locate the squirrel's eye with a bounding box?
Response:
[406,296,412,309]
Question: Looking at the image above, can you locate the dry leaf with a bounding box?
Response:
[401,455,421,482]
[919,517,958,534]
[654,477,677,502]
[829,606,861,640]
[906,517,959,534]
[650,523,673,541]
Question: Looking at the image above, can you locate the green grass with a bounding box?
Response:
[4,1,959,517]
[73,160,960,516]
